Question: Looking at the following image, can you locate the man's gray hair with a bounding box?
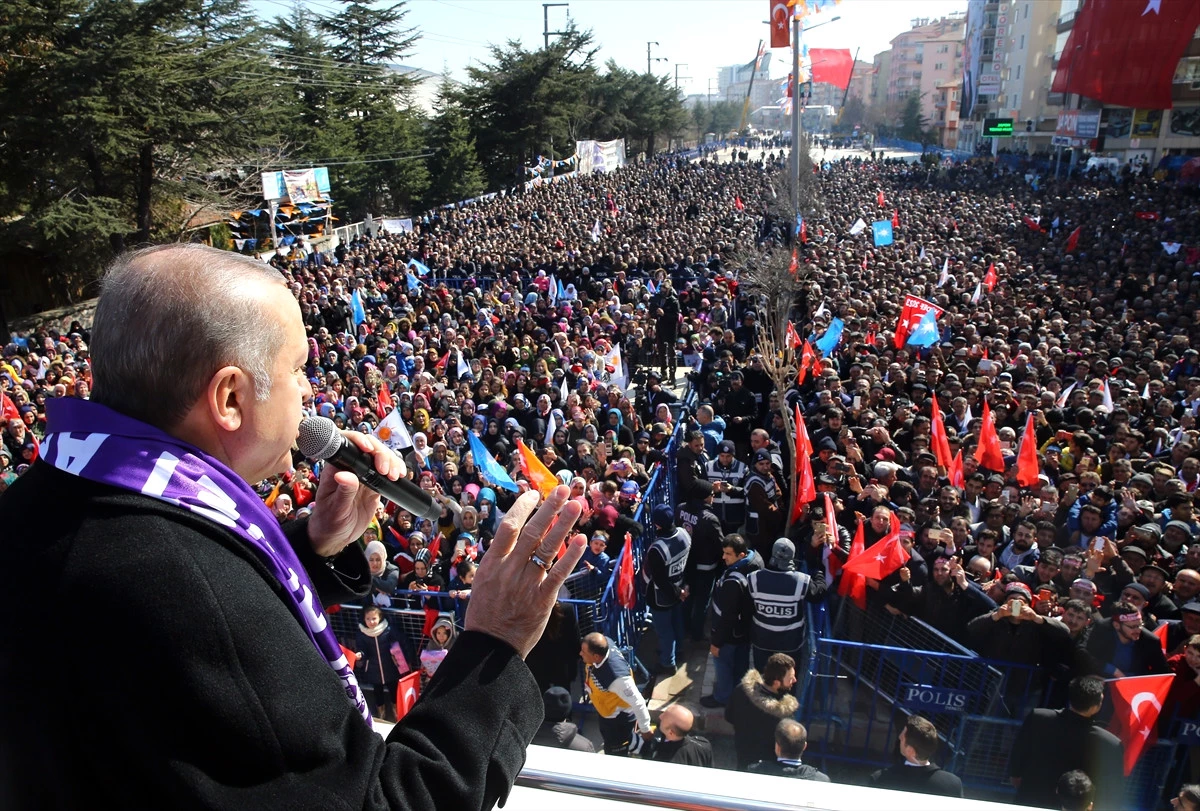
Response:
[90,244,287,430]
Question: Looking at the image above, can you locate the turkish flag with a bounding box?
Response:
[421,603,441,638]
[769,0,790,49]
[1022,215,1044,233]
[1051,0,1200,110]
[1065,226,1082,253]
[0,391,18,422]
[974,400,1005,473]
[1135,211,1161,221]
[797,340,815,385]
[376,383,393,419]
[1153,622,1170,654]
[788,248,799,276]
[734,195,745,211]
[792,405,816,520]
[842,516,908,580]
[984,262,997,292]
[823,492,839,543]
[1015,411,1041,487]
[1108,673,1175,775]
[617,532,636,609]
[838,516,868,609]
[894,294,944,349]
[892,209,899,229]
[930,393,954,469]
[948,449,965,489]
[809,48,854,90]
[877,189,885,207]
[395,671,422,721]
[800,219,808,244]
[785,320,802,350]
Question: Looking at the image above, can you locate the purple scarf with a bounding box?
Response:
[42,397,371,726]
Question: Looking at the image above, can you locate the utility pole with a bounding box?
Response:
[543,3,568,49]
[646,41,666,75]
[790,13,801,215]
[674,63,689,91]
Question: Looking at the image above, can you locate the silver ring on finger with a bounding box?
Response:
[529,553,554,572]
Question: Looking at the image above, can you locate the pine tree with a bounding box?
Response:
[425,79,485,209]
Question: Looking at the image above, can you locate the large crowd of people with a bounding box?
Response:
[5,136,1200,806]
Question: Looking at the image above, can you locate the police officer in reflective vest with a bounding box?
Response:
[744,448,785,560]
[748,538,826,674]
[706,440,748,534]
[677,480,725,643]
[643,503,692,676]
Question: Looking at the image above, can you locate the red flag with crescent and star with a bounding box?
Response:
[395,671,422,721]
[1108,673,1175,775]
[770,0,791,48]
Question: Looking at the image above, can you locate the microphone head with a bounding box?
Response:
[298,416,343,461]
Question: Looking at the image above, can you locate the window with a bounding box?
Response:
[935,62,945,70]
[1025,3,1029,19]
[1016,65,1022,79]
[1019,34,1025,50]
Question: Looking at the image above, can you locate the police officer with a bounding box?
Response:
[678,481,725,643]
[707,440,748,534]
[748,538,827,673]
[744,448,785,560]
[702,534,762,708]
[644,504,692,675]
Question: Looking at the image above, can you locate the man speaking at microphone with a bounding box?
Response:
[0,244,587,810]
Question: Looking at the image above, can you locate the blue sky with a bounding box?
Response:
[251,0,968,94]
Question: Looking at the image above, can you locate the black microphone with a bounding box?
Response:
[297,416,442,520]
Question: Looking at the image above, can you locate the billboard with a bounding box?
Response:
[261,167,331,201]
[961,0,987,118]
[1055,111,1100,139]
[575,139,627,175]
[983,118,1014,137]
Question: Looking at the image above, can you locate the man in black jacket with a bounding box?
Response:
[868,715,963,798]
[647,705,713,767]
[532,687,595,752]
[1008,676,1124,810]
[726,652,799,770]
[703,535,761,709]
[0,244,588,811]
[1081,601,1170,678]
[747,719,830,781]
[678,481,725,642]
[888,553,996,645]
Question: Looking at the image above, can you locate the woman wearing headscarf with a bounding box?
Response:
[363,540,400,608]
[406,432,432,474]
[605,409,635,448]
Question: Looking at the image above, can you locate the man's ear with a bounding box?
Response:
[207,365,252,432]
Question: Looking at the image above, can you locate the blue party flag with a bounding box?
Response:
[906,309,940,348]
[407,258,431,276]
[467,431,519,492]
[814,317,844,357]
[350,289,366,327]
[871,220,893,247]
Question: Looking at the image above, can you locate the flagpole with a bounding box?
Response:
[790,12,801,217]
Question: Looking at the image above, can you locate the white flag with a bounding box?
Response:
[849,218,867,236]
[813,300,827,319]
[919,245,926,261]
[560,375,569,405]
[971,282,982,304]
[1143,382,1151,399]
[963,404,973,427]
[374,408,413,452]
[548,273,558,304]
[605,344,628,391]
[1101,378,1114,412]
[591,219,602,243]
[938,257,949,287]
[1056,381,1076,408]
[543,411,557,449]
[457,349,471,380]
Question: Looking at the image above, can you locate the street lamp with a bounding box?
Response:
[789,15,841,215]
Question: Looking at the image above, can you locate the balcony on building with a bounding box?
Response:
[1056,10,1075,33]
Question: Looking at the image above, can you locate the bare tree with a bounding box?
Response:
[738,247,818,531]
